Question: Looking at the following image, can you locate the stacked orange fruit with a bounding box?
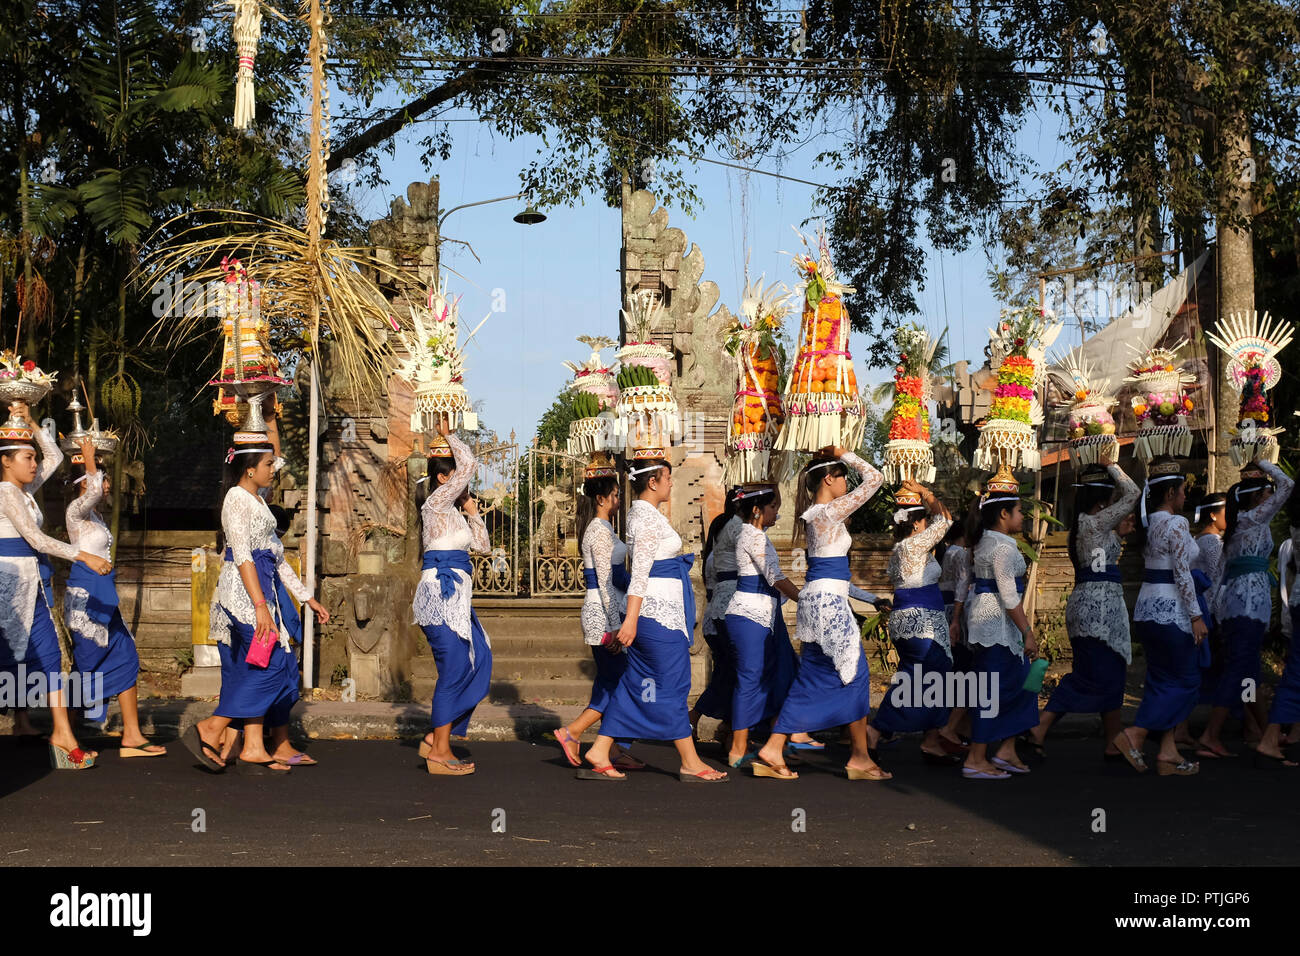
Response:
[731,342,785,436]
[788,295,858,396]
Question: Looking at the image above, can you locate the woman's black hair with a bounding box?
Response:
[0,441,36,478]
[1224,480,1271,550]
[64,456,108,493]
[1068,464,1118,571]
[576,474,619,547]
[268,504,292,538]
[627,458,671,495]
[222,445,276,493]
[965,496,1019,554]
[702,491,739,568]
[737,488,777,524]
[1190,491,1227,532]
[892,507,929,542]
[1133,458,1186,550]
[793,457,849,546]
[413,452,465,544]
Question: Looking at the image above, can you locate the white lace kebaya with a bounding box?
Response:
[938,543,968,599]
[1065,464,1140,664]
[1134,510,1200,632]
[581,517,627,645]
[1191,532,1223,612]
[725,522,787,629]
[703,514,742,636]
[965,529,1028,658]
[1214,461,1294,625]
[887,514,952,660]
[413,434,491,664]
[795,452,884,683]
[0,426,76,659]
[64,471,115,647]
[210,483,312,651]
[626,499,688,639]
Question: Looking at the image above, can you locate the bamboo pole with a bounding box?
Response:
[301,0,326,689]
[1023,275,1049,624]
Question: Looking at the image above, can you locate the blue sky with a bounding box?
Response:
[332,93,1078,443]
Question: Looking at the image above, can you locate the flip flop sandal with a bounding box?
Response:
[752,759,798,780]
[1111,729,1148,773]
[1156,758,1199,776]
[785,740,826,751]
[48,743,95,770]
[846,766,892,781]
[938,736,969,756]
[962,766,1011,780]
[1018,736,1047,759]
[236,758,291,775]
[679,768,730,783]
[1252,751,1299,768]
[576,765,627,781]
[553,728,582,768]
[992,756,1031,775]
[120,745,167,758]
[426,758,475,776]
[181,725,225,774]
[923,750,963,767]
[276,753,318,766]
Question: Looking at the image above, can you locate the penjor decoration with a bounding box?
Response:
[615,290,680,451]
[722,275,795,485]
[974,306,1063,472]
[394,274,487,436]
[882,323,937,484]
[774,227,864,453]
[1206,310,1294,466]
[564,335,620,457]
[1125,341,1196,462]
[229,0,262,130]
[1052,350,1119,468]
[208,256,289,432]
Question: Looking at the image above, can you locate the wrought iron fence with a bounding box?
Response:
[527,439,585,595]
[467,434,520,593]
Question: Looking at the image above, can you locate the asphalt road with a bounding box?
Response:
[2,734,1297,867]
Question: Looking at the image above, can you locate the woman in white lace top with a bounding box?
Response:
[961,473,1041,779]
[1111,457,1206,776]
[411,420,493,776]
[1030,458,1139,757]
[1173,492,1226,749]
[553,462,644,772]
[64,438,164,757]
[722,485,800,772]
[0,402,111,770]
[690,500,741,739]
[755,448,892,782]
[1256,514,1300,766]
[184,422,329,774]
[1199,460,1294,757]
[580,453,727,782]
[870,480,967,766]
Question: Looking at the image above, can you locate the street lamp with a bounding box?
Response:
[437,193,547,231]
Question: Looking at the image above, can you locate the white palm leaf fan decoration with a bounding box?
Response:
[1206,310,1294,465]
[615,290,679,451]
[1050,348,1119,468]
[564,335,620,456]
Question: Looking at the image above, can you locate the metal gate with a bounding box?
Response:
[467,433,520,594]
[527,439,586,595]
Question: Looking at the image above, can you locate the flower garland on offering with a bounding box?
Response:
[1051,351,1118,468]
[1206,310,1294,465]
[723,275,795,485]
[208,256,289,428]
[973,306,1063,472]
[393,274,487,435]
[882,323,937,483]
[1124,340,1196,462]
[773,226,865,453]
[0,352,56,432]
[614,291,680,451]
[565,335,620,456]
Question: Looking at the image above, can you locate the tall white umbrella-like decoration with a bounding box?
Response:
[1206,310,1294,466]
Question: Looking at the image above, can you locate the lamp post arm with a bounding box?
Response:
[437,193,523,230]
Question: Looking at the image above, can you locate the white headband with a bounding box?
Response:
[416,476,429,486]
[627,463,666,479]
[225,446,272,464]
[1140,474,1184,527]
[734,486,775,500]
[893,505,926,524]
[980,495,1020,508]
[1234,482,1270,499]
[73,475,90,485]
[806,460,842,476]
[0,443,34,454]
[1194,501,1223,523]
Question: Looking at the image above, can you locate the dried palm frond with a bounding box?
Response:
[135,209,420,402]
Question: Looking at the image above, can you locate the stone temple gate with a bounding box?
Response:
[188,177,739,703]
